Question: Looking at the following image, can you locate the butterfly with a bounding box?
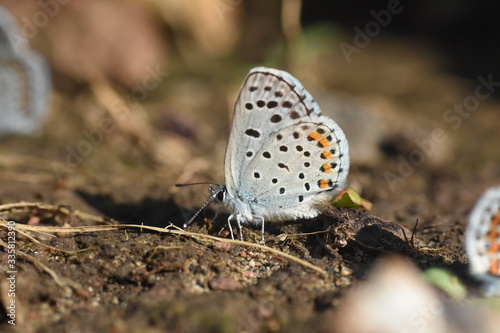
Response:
[0,5,51,137]
[465,185,500,296]
[179,67,349,242]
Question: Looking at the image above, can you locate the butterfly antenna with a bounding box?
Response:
[177,183,225,228]
[176,182,220,187]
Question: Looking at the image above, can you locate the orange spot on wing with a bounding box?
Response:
[321,163,332,173]
[321,151,333,159]
[308,132,322,141]
[487,212,500,276]
[487,213,500,254]
[490,259,499,276]
[318,138,330,148]
[318,179,329,189]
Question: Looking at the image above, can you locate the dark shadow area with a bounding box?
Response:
[303,0,500,90]
[76,190,188,228]
[299,209,466,279]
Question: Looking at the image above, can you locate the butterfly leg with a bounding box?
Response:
[227,214,235,240]
[255,216,265,245]
[236,215,244,241]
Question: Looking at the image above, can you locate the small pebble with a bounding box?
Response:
[208,277,241,291]
[213,241,231,252]
[340,266,353,276]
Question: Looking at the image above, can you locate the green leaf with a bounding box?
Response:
[423,268,467,301]
[332,188,373,210]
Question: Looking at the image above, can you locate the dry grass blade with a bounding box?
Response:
[11,227,93,255]
[0,220,328,277]
[0,202,115,224]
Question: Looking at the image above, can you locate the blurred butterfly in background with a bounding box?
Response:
[0,5,51,137]
[465,185,500,296]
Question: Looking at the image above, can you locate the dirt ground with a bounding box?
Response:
[1,9,500,332]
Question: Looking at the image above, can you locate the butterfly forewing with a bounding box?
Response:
[225,67,323,194]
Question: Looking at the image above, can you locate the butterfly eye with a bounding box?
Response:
[216,190,225,202]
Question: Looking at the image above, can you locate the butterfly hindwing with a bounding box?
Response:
[240,118,348,211]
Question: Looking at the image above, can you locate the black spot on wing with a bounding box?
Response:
[267,101,278,108]
[245,129,260,138]
[270,114,282,123]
